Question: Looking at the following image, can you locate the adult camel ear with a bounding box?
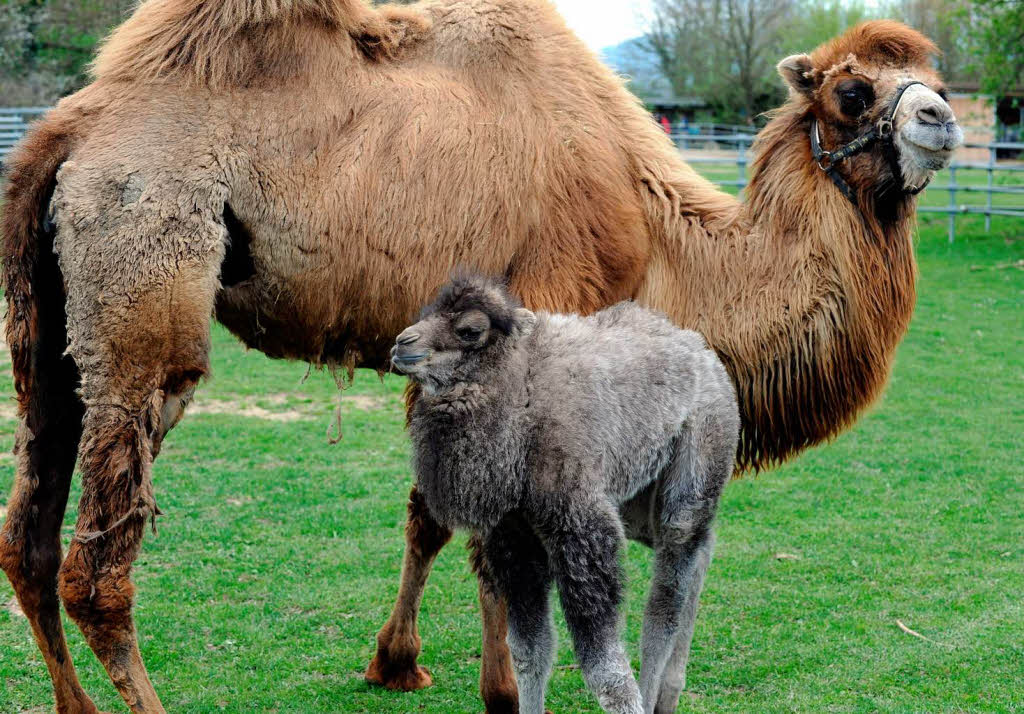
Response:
[778,54,816,98]
[512,308,537,338]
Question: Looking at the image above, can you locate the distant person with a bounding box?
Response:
[660,115,672,134]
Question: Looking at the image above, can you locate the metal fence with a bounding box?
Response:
[4,108,1021,243]
[671,131,1024,243]
[670,122,760,136]
[0,107,48,163]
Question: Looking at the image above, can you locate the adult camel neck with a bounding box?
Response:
[636,105,918,472]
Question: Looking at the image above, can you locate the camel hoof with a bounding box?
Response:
[480,690,522,714]
[365,654,434,691]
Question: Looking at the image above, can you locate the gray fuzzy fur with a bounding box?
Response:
[394,276,740,714]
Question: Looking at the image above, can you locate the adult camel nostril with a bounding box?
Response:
[396,331,421,345]
[916,104,951,126]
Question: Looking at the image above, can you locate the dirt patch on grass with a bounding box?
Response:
[187,392,394,422]
[345,394,392,411]
[0,387,394,425]
[189,398,312,422]
[0,334,10,383]
[1,334,16,418]
[6,597,25,619]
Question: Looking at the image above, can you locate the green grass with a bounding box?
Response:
[0,211,1022,713]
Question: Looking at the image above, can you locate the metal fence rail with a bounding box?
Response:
[4,109,1020,243]
[0,108,48,163]
[672,122,759,137]
[670,132,1024,242]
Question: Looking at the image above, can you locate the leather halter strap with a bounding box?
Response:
[810,80,929,207]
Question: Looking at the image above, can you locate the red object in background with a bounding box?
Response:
[660,116,671,134]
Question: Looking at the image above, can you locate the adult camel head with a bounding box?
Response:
[777,21,962,204]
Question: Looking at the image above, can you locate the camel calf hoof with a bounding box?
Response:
[477,696,552,714]
[364,655,433,691]
[480,676,521,713]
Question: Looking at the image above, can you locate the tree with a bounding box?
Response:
[646,0,796,124]
[884,0,970,83]
[644,0,1018,123]
[0,1,32,72]
[961,0,1023,97]
[781,0,872,57]
[0,0,132,104]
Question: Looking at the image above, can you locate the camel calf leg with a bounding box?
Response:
[481,520,551,714]
[368,388,518,712]
[470,536,521,714]
[650,535,713,714]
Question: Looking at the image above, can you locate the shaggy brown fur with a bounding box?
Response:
[1,1,949,710]
[91,0,432,85]
[0,117,94,714]
[3,118,76,409]
[810,19,938,70]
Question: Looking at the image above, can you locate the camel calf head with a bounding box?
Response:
[391,275,536,393]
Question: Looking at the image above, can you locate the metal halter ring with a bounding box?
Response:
[877,118,894,139]
[816,150,834,172]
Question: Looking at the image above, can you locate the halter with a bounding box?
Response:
[810,80,929,207]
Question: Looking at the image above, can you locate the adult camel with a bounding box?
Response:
[1,0,961,711]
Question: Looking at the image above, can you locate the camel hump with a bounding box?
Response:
[91,0,431,85]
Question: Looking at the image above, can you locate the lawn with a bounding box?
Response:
[0,210,1022,713]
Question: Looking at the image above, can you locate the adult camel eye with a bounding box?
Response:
[457,326,483,341]
[836,82,873,118]
[840,90,866,115]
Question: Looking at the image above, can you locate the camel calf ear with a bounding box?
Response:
[512,308,537,337]
[778,54,816,97]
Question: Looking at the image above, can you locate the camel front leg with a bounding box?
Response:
[366,486,452,690]
[469,534,522,714]
[478,582,520,713]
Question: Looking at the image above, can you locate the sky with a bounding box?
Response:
[551,0,653,51]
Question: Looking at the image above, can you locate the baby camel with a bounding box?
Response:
[391,275,740,714]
